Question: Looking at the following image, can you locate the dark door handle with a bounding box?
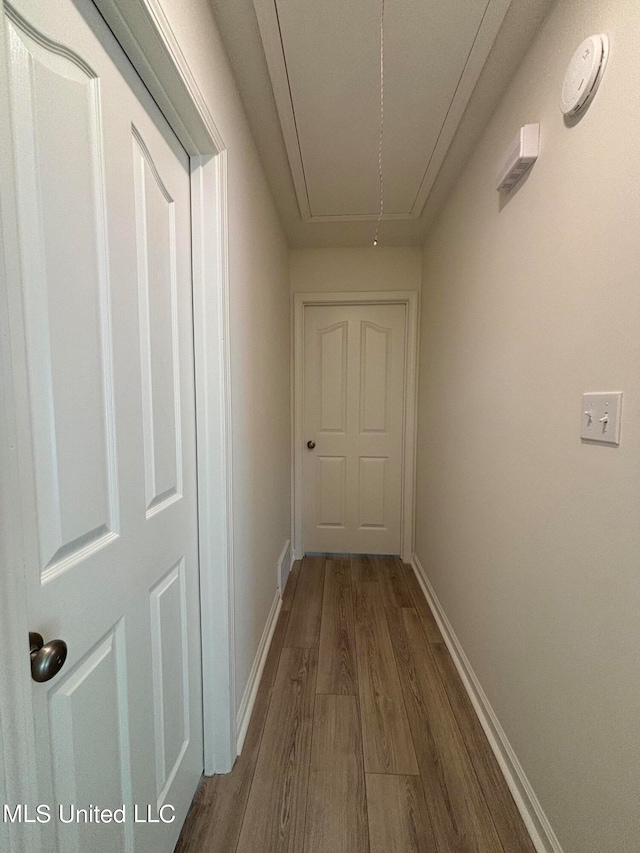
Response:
[29,632,68,682]
[307,440,316,450]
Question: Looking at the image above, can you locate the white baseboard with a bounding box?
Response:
[410,554,563,853]
[277,538,292,596]
[235,587,282,755]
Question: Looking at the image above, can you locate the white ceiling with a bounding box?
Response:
[210,0,555,247]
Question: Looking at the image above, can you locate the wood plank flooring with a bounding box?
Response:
[175,555,536,853]
[316,558,357,695]
[355,581,418,775]
[303,694,368,852]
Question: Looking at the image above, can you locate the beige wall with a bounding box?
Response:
[290,247,422,293]
[162,0,290,716]
[416,1,640,851]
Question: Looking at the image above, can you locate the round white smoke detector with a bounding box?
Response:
[561,34,609,116]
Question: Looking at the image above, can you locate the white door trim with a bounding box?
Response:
[189,152,236,775]
[293,290,420,563]
[0,17,235,850]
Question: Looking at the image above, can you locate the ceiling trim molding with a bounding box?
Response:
[253,0,311,219]
[409,0,511,217]
[253,0,511,225]
[303,212,415,223]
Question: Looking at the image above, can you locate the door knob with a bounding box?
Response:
[29,632,68,683]
[306,440,316,449]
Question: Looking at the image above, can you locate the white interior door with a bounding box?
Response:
[4,0,203,850]
[303,303,407,555]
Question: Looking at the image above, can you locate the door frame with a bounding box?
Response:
[0,5,236,843]
[293,290,420,563]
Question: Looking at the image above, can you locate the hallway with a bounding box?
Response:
[175,556,535,853]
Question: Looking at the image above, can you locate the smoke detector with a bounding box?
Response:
[561,34,609,116]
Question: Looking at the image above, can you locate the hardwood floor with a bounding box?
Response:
[354,582,418,775]
[175,555,536,853]
[236,647,317,853]
[304,694,368,853]
[316,558,357,695]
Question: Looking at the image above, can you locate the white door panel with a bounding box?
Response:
[303,303,406,554]
[132,129,183,518]
[47,625,134,853]
[7,8,119,579]
[4,0,202,850]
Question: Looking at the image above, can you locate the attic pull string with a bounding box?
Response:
[373,0,385,246]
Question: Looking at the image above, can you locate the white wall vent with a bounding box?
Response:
[496,123,539,192]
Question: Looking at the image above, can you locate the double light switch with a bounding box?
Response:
[581,392,622,445]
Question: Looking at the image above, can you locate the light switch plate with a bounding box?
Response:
[581,392,622,445]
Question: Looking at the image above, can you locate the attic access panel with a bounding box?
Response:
[254,0,510,222]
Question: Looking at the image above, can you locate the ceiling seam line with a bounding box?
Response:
[409,0,493,213]
[272,0,313,218]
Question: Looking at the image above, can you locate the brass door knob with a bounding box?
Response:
[29,632,68,683]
